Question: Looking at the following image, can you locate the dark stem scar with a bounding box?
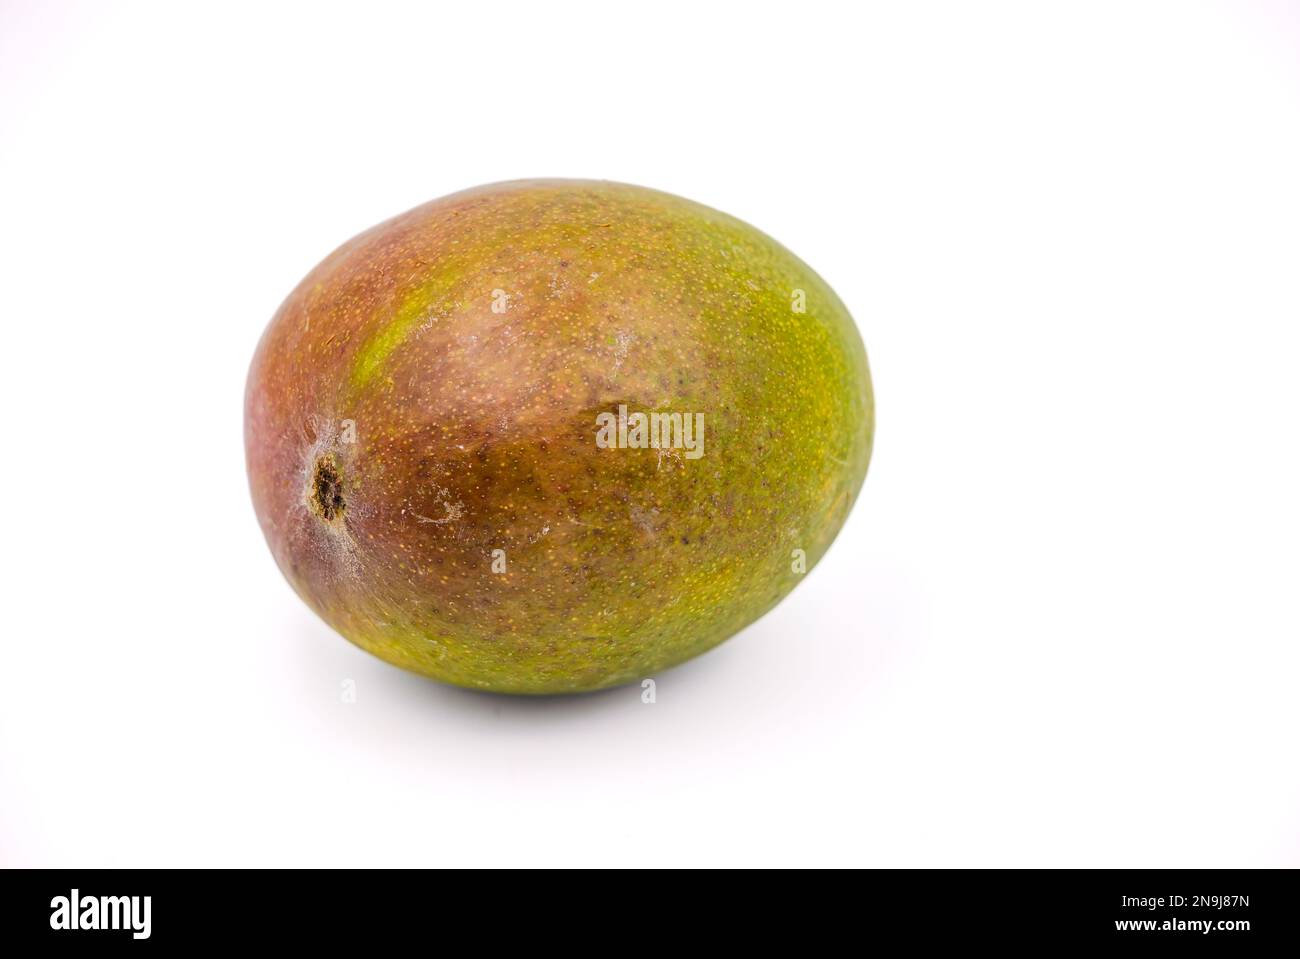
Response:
[310,455,346,521]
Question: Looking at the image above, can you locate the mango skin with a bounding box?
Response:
[245,180,873,694]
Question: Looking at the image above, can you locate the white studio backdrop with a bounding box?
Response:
[1,1,1298,867]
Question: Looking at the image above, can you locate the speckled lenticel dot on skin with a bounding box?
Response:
[244,179,874,694]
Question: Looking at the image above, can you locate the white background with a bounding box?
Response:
[2,1,1298,867]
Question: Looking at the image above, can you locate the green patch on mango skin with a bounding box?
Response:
[245,180,874,695]
[349,268,462,392]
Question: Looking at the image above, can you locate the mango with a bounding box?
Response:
[244,180,873,693]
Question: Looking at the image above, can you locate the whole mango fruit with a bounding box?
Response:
[245,180,873,694]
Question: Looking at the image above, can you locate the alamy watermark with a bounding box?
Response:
[50,890,151,939]
[595,404,704,460]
